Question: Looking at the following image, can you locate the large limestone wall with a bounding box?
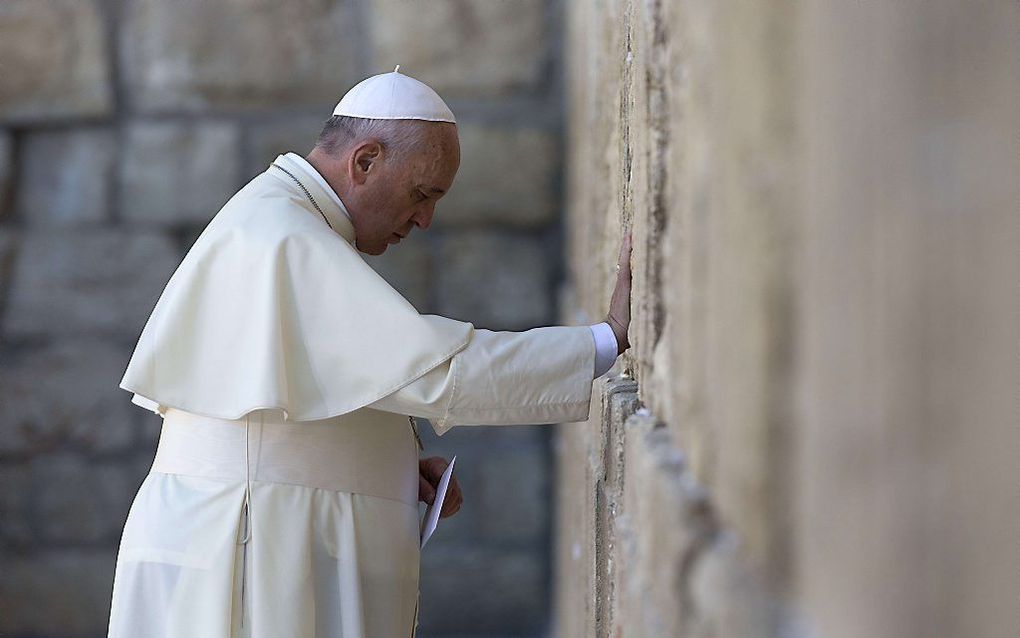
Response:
[0,1,567,636]
[555,1,1020,637]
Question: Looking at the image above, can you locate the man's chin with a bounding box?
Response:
[355,240,388,256]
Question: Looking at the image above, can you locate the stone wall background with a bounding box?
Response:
[0,1,568,636]
[555,1,1020,637]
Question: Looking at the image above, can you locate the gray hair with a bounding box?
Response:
[314,115,434,164]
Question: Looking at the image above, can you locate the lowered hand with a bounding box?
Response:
[418,456,463,519]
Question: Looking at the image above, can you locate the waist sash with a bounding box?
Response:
[152,406,421,509]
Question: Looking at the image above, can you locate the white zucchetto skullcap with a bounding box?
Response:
[332,65,456,124]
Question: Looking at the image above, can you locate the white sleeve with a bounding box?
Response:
[589,322,619,377]
[366,324,597,436]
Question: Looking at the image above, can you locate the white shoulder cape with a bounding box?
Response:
[119,153,474,421]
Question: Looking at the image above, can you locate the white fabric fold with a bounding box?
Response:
[369,324,598,436]
[284,153,352,221]
[119,153,473,421]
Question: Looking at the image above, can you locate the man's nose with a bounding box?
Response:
[413,208,434,230]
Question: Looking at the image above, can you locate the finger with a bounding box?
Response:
[423,457,449,483]
[418,475,435,505]
[441,497,461,518]
[437,480,460,517]
[441,482,463,516]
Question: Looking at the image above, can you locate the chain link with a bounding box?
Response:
[270,162,333,230]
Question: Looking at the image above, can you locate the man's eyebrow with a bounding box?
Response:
[419,184,446,195]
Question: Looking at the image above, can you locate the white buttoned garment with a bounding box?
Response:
[108,152,620,637]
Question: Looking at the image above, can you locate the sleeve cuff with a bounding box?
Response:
[589,322,619,378]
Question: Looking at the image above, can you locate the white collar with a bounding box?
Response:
[285,153,352,221]
[270,154,357,246]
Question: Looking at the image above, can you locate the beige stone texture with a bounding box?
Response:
[436,229,551,330]
[16,128,116,226]
[120,121,241,225]
[4,230,182,337]
[368,0,548,97]
[0,0,111,122]
[556,0,1020,637]
[0,340,136,456]
[121,0,361,112]
[436,123,558,228]
[245,115,328,178]
[794,3,1020,637]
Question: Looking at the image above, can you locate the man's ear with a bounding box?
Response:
[350,141,382,185]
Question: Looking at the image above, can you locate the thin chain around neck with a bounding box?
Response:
[270,162,333,230]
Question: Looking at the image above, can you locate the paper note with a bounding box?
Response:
[420,455,456,549]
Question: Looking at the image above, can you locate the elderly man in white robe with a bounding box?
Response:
[107,67,633,638]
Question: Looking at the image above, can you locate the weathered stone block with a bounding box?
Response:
[617,416,718,637]
[246,115,328,178]
[551,396,601,638]
[420,546,546,634]
[0,549,116,636]
[368,0,548,97]
[0,130,11,220]
[33,453,139,544]
[0,228,16,284]
[121,0,361,112]
[562,0,1020,636]
[474,443,549,544]
[436,230,551,330]
[436,124,558,227]
[0,464,32,546]
[362,232,431,311]
[4,230,181,337]
[16,128,115,226]
[0,0,112,122]
[0,341,137,456]
[120,121,241,226]
[688,532,785,638]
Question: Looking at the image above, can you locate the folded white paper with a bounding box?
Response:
[419,455,456,549]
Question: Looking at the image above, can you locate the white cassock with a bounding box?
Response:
[106,152,619,638]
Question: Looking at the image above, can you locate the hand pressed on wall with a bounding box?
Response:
[606,231,633,355]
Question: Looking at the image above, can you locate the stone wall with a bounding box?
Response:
[555,1,1020,637]
[0,1,567,636]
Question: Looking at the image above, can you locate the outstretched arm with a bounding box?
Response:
[367,232,633,436]
[367,323,599,435]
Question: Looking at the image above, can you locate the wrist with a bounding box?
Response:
[605,313,630,354]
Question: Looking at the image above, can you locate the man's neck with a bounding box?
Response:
[304,149,349,201]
